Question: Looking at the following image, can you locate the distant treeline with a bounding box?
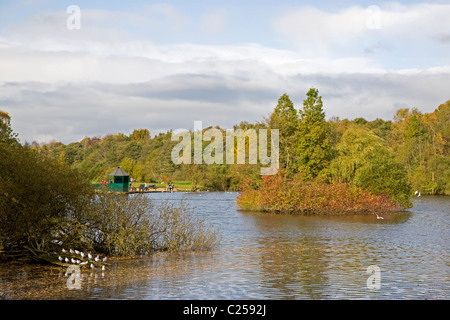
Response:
[21,90,450,198]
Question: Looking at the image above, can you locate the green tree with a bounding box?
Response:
[296,88,331,179]
[329,127,384,183]
[405,114,425,141]
[352,117,368,126]
[205,164,232,190]
[120,157,137,178]
[269,93,298,175]
[330,127,412,207]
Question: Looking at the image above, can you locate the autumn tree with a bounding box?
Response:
[130,128,150,142]
[410,100,450,194]
[58,151,67,165]
[0,110,18,144]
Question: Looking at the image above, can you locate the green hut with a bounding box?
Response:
[107,166,130,192]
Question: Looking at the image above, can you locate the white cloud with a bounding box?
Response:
[378,3,450,38]
[272,3,450,60]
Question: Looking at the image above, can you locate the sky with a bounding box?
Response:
[0,0,449,144]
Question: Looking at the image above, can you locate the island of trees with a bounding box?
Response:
[238,89,449,214]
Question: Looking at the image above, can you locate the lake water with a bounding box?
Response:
[0,192,448,299]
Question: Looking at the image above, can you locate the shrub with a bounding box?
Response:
[89,194,220,255]
[237,171,402,215]
[153,200,220,252]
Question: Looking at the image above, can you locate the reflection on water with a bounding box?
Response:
[0,193,448,299]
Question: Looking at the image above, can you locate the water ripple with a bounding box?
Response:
[0,193,448,299]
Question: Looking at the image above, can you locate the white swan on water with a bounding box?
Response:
[376,213,384,220]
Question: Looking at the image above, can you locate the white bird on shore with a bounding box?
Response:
[80,252,85,258]
[102,256,107,262]
[71,258,76,264]
[90,263,95,269]
[65,257,69,263]
[95,256,100,262]
[79,261,88,266]
[62,248,67,253]
[58,256,63,262]
[88,253,93,260]
[75,250,80,255]
[69,249,74,254]
[102,265,106,271]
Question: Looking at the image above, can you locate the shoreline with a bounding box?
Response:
[94,187,212,194]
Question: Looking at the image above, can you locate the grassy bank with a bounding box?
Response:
[130,180,205,191]
[92,180,206,191]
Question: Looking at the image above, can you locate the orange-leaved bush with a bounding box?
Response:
[237,170,401,215]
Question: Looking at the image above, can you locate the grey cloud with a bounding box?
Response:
[3,70,450,144]
[3,76,276,144]
[363,41,393,55]
[437,34,450,44]
[110,73,279,104]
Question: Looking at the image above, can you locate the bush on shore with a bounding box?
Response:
[88,193,220,256]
